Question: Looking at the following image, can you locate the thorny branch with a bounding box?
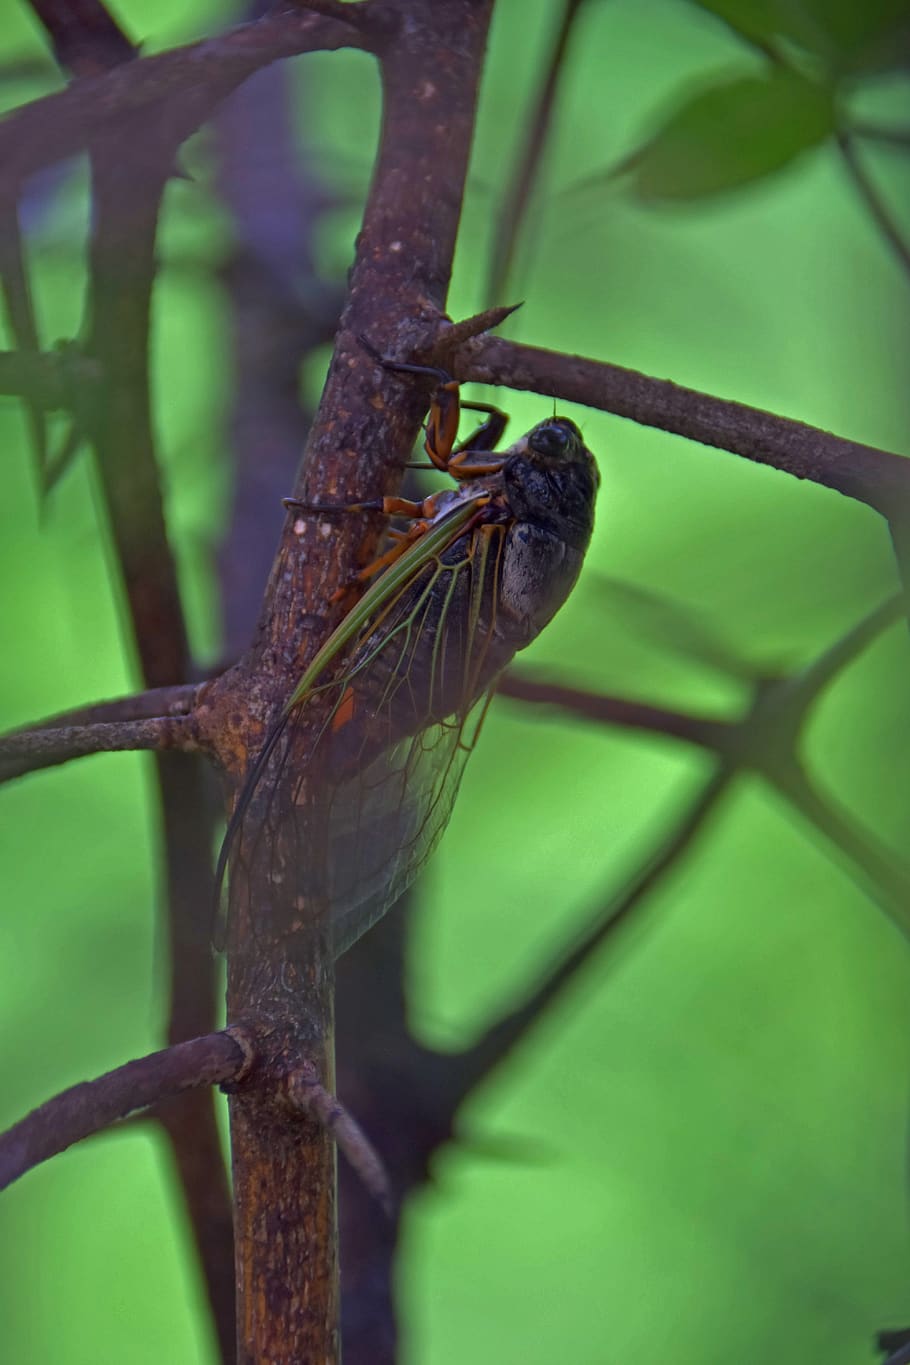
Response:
[1,0,907,1360]
[455,335,910,516]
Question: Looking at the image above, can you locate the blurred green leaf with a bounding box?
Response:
[690,0,910,74]
[629,69,835,202]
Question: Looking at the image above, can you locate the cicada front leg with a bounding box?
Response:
[282,352,507,602]
[365,351,511,478]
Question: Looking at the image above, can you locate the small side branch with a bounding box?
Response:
[0,713,200,782]
[457,336,910,514]
[288,1064,393,1216]
[13,681,203,733]
[499,672,733,752]
[0,1028,254,1192]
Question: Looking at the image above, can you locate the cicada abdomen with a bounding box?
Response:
[216,364,600,956]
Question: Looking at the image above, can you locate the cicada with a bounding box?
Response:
[216,356,599,954]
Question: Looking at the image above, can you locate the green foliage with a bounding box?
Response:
[628,68,835,201]
[691,0,910,74]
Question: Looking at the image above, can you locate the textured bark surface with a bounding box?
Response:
[208,3,496,1359]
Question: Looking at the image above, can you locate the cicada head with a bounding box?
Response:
[502,416,600,551]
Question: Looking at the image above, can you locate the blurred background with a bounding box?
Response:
[0,0,909,1361]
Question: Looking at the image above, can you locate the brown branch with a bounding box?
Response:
[456,336,910,515]
[8,681,203,733]
[289,1064,393,1216]
[201,3,497,1359]
[293,0,374,23]
[0,9,367,191]
[0,714,200,781]
[26,0,137,76]
[214,35,343,654]
[0,1029,253,1193]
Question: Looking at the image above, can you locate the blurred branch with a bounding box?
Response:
[53,4,236,1341]
[26,0,137,76]
[0,346,101,406]
[0,714,200,782]
[0,8,367,190]
[879,1329,910,1365]
[852,121,910,150]
[771,763,910,937]
[456,335,910,515]
[214,36,343,652]
[485,0,590,304]
[499,673,734,749]
[504,595,910,935]
[837,132,910,281]
[0,208,48,486]
[0,1028,253,1192]
[768,594,904,728]
[450,767,733,1095]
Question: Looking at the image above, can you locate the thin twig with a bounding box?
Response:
[456,334,910,515]
[499,672,734,750]
[0,714,200,782]
[0,1028,254,1192]
[7,681,203,733]
[289,1064,393,1216]
[837,132,910,281]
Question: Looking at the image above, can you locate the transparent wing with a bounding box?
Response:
[310,696,492,954]
[219,497,509,956]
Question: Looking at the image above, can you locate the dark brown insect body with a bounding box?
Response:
[325,420,598,779]
[216,364,599,954]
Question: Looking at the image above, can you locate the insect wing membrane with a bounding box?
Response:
[271,503,506,954]
[319,699,490,954]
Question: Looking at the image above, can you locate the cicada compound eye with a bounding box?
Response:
[528,420,577,458]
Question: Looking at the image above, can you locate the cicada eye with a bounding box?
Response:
[528,421,575,458]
